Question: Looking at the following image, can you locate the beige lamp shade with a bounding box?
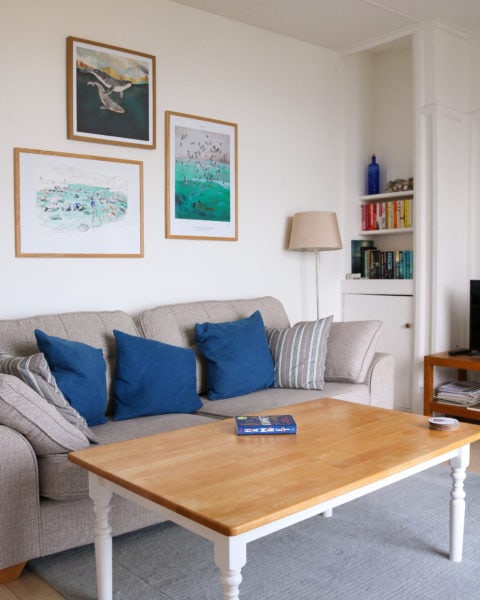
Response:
[289,211,342,251]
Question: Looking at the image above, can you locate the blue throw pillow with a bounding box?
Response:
[112,330,202,421]
[34,329,108,426]
[195,310,274,400]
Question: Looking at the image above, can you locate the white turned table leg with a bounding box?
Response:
[449,444,470,562]
[89,473,113,600]
[214,536,247,600]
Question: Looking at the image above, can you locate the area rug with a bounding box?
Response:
[29,465,480,600]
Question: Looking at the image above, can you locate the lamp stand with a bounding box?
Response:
[314,249,320,321]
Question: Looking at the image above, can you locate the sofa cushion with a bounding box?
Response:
[35,329,108,426]
[0,351,97,443]
[0,374,90,455]
[38,413,215,500]
[196,382,371,419]
[0,309,139,417]
[324,320,383,383]
[112,330,202,421]
[267,316,333,389]
[137,296,290,394]
[195,310,274,400]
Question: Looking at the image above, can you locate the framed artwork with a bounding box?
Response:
[165,111,238,240]
[67,37,156,148]
[14,148,144,258]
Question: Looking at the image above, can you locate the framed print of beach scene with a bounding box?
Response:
[67,37,156,148]
[14,148,144,257]
[165,111,238,240]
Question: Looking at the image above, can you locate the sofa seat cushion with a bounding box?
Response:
[38,413,215,500]
[196,382,370,419]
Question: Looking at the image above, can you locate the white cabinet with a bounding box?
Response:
[342,280,414,412]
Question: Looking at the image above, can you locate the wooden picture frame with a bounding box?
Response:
[165,111,238,240]
[14,148,144,258]
[67,37,156,148]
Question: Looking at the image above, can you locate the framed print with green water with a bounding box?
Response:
[165,111,238,240]
[14,148,144,257]
[67,37,156,148]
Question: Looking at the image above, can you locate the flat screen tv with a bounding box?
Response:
[470,280,480,351]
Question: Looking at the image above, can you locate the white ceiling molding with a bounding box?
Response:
[171,0,480,53]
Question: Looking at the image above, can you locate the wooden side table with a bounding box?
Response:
[424,352,480,421]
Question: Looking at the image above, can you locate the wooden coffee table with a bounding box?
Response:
[69,398,480,599]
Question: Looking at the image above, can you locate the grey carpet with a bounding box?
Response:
[29,465,480,599]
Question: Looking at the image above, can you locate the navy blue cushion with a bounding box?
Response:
[112,330,202,421]
[195,310,274,400]
[34,329,108,426]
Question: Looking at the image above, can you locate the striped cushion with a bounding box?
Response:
[0,374,90,455]
[0,351,96,442]
[267,316,333,390]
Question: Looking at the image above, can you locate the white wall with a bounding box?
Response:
[0,0,343,322]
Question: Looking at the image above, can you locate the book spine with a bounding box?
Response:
[387,201,394,229]
[236,426,297,435]
[369,203,375,230]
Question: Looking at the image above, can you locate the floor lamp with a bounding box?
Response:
[289,211,343,320]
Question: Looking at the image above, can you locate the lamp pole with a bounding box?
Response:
[315,248,320,321]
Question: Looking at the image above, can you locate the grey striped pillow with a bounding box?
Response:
[267,316,333,389]
[0,352,97,443]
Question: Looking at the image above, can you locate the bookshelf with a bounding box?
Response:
[359,190,414,235]
[354,189,414,280]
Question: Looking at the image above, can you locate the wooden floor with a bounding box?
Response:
[2,439,480,600]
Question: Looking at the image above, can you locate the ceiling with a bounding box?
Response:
[171,0,480,54]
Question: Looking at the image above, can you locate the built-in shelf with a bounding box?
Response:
[358,189,414,239]
[358,227,413,236]
[342,278,414,296]
[359,190,414,202]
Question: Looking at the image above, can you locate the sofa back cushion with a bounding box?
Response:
[324,320,383,383]
[137,297,290,393]
[0,310,138,414]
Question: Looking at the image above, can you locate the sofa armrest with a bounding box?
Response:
[364,352,395,409]
[0,425,41,570]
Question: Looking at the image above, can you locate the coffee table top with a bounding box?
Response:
[69,398,480,536]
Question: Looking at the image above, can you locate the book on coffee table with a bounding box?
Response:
[235,415,297,435]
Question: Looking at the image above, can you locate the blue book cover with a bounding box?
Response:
[235,415,297,435]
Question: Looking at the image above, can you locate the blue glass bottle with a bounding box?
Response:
[367,155,380,195]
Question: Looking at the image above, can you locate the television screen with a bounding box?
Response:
[470,280,480,351]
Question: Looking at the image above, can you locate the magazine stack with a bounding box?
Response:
[435,380,480,407]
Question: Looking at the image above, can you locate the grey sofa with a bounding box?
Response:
[0,296,394,582]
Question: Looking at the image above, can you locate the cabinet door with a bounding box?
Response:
[343,293,413,411]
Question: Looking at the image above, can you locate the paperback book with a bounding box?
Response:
[235,415,297,435]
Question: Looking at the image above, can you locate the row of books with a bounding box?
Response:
[362,248,413,279]
[435,380,480,407]
[361,199,413,231]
